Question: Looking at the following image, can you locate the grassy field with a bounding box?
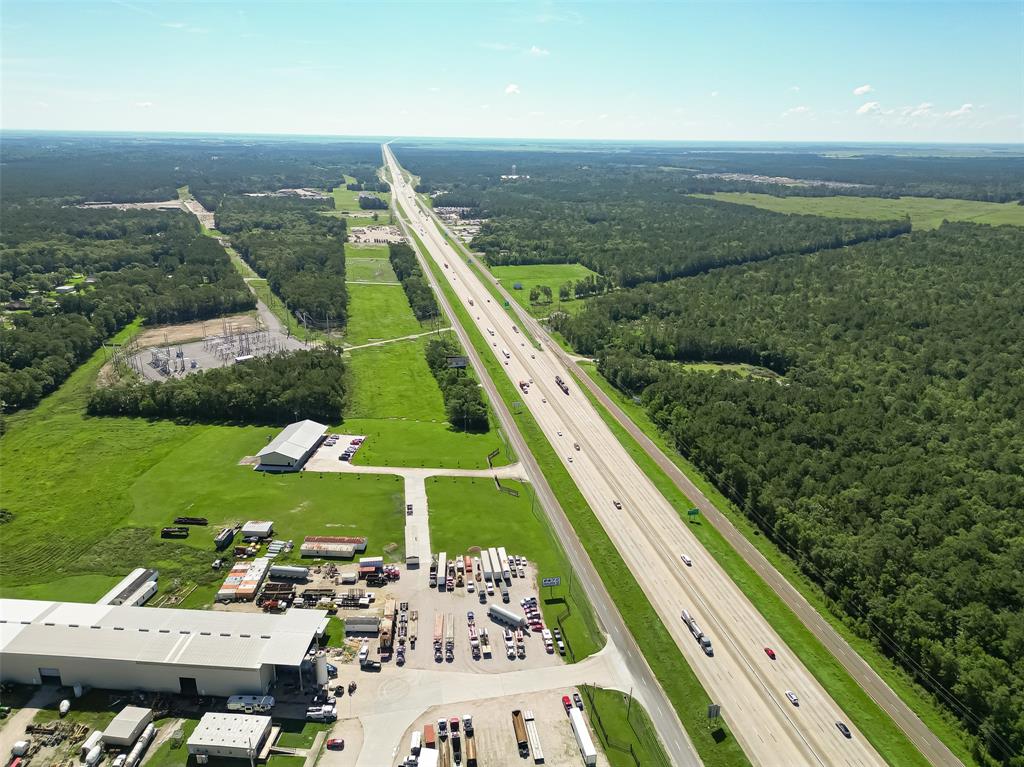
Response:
[675,361,781,379]
[491,263,603,317]
[694,191,1024,229]
[345,337,511,470]
[411,229,749,767]
[582,685,671,767]
[345,244,397,283]
[345,283,430,346]
[574,362,976,767]
[427,477,602,660]
[0,324,406,603]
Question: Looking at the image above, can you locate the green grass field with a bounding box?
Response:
[574,362,976,767]
[331,185,390,213]
[345,337,511,470]
[345,283,429,345]
[345,246,398,283]
[694,192,1024,230]
[0,324,405,603]
[491,263,603,317]
[582,686,671,767]
[411,229,748,767]
[427,477,602,660]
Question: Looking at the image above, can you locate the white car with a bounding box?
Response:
[680,554,693,567]
[785,690,799,706]
[557,431,562,436]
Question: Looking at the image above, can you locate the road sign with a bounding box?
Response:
[542,577,561,587]
[707,704,721,720]
[687,507,700,517]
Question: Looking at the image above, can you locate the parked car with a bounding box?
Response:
[573,692,583,710]
[835,722,852,738]
[326,739,345,750]
[764,647,776,660]
[562,695,572,711]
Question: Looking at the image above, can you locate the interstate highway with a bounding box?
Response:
[385,144,888,767]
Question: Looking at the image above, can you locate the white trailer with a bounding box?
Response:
[437,552,447,591]
[524,710,544,763]
[269,565,309,579]
[568,708,597,766]
[226,695,274,713]
[487,604,526,628]
[481,549,494,581]
[487,548,500,582]
[497,546,512,581]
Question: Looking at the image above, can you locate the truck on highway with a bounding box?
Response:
[486,327,494,336]
[681,609,714,656]
[501,348,511,359]
[519,380,530,394]
[555,375,569,395]
[524,710,544,763]
[512,710,529,756]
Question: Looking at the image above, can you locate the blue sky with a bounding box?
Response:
[2,1,1021,142]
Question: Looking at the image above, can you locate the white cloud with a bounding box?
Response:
[945,103,974,118]
[529,111,545,116]
[856,101,882,115]
[710,90,719,97]
[853,84,873,96]
[135,101,154,108]
[901,102,934,118]
[598,113,609,120]
[789,85,800,92]
[782,105,811,117]
[528,45,550,57]
[427,86,441,93]
[162,21,186,29]
[504,83,521,95]
[478,42,516,51]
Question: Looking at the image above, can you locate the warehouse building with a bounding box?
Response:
[187,712,272,760]
[0,599,326,697]
[255,420,325,471]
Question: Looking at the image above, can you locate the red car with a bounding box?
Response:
[562,695,572,711]
[326,738,345,750]
[764,647,776,660]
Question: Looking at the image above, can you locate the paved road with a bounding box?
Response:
[386,144,891,767]
[464,199,962,767]
[385,146,700,767]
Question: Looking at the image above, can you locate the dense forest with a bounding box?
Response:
[424,336,489,432]
[0,207,252,412]
[555,223,1024,764]
[388,242,439,321]
[87,349,347,424]
[218,195,349,328]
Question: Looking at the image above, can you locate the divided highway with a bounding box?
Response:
[385,145,889,767]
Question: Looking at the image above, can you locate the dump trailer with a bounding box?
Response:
[525,710,544,763]
[465,734,478,767]
[568,708,597,765]
[512,710,529,755]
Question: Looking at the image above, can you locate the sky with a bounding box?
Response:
[2,0,1021,143]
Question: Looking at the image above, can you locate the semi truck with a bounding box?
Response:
[497,546,512,581]
[524,710,544,763]
[512,710,529,756]
[681,609,714,656]
[568,707,597,766]
[434,613,444,662]
[501,348,511,359]
[445,612,455,661]
[437,552,447,591]
[465,734,478,767]
[429,557,438,587]
[481,550,494,581]
[555,375,569,395]
[487,547,500,581]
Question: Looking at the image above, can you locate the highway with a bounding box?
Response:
[384,149,701,767]
[385,144,892,767]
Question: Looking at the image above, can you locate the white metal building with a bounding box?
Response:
[187,712,271,760]
[102,706,153,747]
[0,599,326,697]
[256,420,326,471]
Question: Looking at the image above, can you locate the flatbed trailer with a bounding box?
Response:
[525,710,544,763]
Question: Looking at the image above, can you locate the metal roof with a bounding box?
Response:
[103,706,152,742]
[256,420,325,461]
[0,599,326,670]
[188,712,271,750]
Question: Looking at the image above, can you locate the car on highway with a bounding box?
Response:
[557,430,562,436]
[467,611,474,623]
[835,722,851,738]
[531,354,535,359]
[568,456,573,462]
[574,442,580,450]
[573,692,583,710]
[562,695,572,711]
[764,647,776,660]
[613,500,622,509]
[785,690,799,706]
[680,554,692,566]
[542,397,546,403]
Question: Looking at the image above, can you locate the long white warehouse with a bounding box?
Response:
[0,599,326,696]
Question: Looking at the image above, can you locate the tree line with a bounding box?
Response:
[388,243,439,321]
[87,349,348,424]
[555,223,1024,765]
[424,336,489,432]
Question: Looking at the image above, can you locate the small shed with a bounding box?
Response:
[241,521,274,538]
[187,713,272,760]
[102,706,153,747]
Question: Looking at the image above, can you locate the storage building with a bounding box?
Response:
[102,706,153,747]
[0,599,326,697]
[187,713,271,760]
[241,521,274,539]
[255,420,326,471]
[344,616,380,635]
[96,569,159,606]
[300,536,367,559]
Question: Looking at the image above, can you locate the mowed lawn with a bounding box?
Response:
[0,326,404,603]
[345,283,429,345]
[491,263,603,316]
[427,477,602,660]
[694,192,1024,230]
[346,338,511,469]
[346,243,398,283]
